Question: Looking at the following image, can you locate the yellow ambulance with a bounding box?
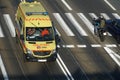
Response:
[15,0,60,62]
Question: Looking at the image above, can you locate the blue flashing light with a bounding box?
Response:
[26,0,34,2]
[26,12,48,16]
[43,12,48,15]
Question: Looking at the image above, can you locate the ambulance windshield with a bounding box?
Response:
[26,27,54,41]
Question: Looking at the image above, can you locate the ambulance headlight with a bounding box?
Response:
[27,49,32,54]
[51,49,56,54]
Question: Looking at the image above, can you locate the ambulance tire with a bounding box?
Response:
[51,54,57,62]
[23,54,27,62]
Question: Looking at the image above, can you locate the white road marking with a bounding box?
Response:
[112,13,120,19]
[53,13,75,36]
[56,59,70,80]
[3,14,15,37]
[114,53,120,60]
[56,29,61,36]
[104,47,120,67]
[77,45,87,48]
[100,13,111,20]
[65,13,88,36]
[63,45,75,48]
[0,55,9,80]
[61,0,72,11]
[77,13,94,34]
[105,44,117,47]
[57,45,61,48]
[0,25,4,37]
[89,13,98,19]
[57,44,119,48]
[57,54,74,80]
[91,44,102,47]
[104,0,116,10]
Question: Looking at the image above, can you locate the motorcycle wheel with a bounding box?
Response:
[98,31,105,42]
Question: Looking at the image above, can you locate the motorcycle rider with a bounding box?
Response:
[93,15,106,36]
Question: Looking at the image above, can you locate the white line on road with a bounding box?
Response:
[57,44,119,48]
[77,13,94,34]
[61,0,72,11]
[104,0,116,10]
[63,45,75,48]
[89,13,98,19]
[104,47,120,67]
[65,13,88,36]
[55,28,61,36]
[53,13,75,36]
[77,45,87,48]
[3,14,15,37]
[100,13,111,20]
[112,13,120,19]
[57,54,74,80]
[91,44,102,47]
[105,44,117,47]
[0,25,4,37]
[56,59,70,80]
[0,55,9,80]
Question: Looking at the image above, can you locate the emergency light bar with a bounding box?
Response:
[26,0,34,2]
[26,12,48,16]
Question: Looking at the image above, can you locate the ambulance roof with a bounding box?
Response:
[19,1,52,27]
[19,1,46,16]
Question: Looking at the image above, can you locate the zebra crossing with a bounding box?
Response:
[0,12,120,37]
[53,12,120,37]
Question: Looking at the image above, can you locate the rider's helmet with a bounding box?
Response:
[99,15,104,20]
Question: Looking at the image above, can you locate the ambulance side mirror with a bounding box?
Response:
[20,35,24,40]
[55,34,60,44]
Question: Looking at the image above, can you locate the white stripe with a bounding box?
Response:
[57,45,60,48]
[0,55,9,80]
[66,45,75,48]
[77,13,94,34]
[65,45,75,48]
[77,45,87,48]
[112,13,120,19]
[89,13,98,19]
[62,45,66,48]
[114,53,120,60]
[53,13,75,36]
[56,29,61,36]
[91,44,102,47]
[61,0,72,11]
[0,25,4,37]
[104,47,120,67]
[104,0,116,10]
[56,59,70,80]
[3,14,15,37]
[100,13,110,20]
[65,13,88,36]
[57,54,74,80]
[105,44,117,47]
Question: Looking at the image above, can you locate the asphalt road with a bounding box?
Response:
[0,0,119,80]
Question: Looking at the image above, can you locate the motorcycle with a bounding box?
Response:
[97,28,107,42]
